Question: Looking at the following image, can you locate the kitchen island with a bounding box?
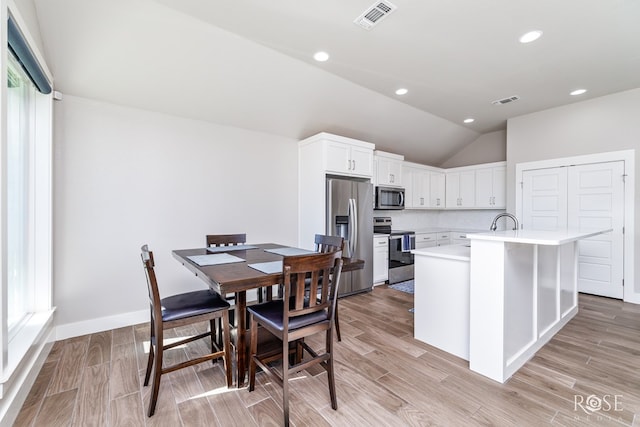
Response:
[413,228,611,383]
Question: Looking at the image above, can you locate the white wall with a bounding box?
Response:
[439,130,506,168]
[53,95,298,338]
[506,88,640,299]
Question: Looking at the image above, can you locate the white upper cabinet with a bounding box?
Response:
[374,151,404,187]
[429,172,446,208]
[403,162,445,209]
[315,134,374,178]
[446,169,476,208]
[475,163,506,208]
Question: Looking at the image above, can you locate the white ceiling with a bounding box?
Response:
[30,0,640,165]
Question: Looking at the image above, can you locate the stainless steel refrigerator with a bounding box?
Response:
[326,176,374,296]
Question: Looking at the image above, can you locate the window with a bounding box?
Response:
[1,8,53,387]
[6,50,36,334]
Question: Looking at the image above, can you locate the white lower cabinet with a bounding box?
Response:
[436,232,451,246]
[373,235,389,284]
[415,233,437,249]
[451,232,469,245]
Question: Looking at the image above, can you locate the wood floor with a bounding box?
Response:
[14,286,640,426]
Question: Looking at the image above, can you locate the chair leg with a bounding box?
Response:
[209,319,217,355]
[147,330,164,417]
[221,311,233,387]
[248,314,258,392]
[143,318,155,386]
[282,338,290,427]
[326,328,337,410]
[143,345,154,386]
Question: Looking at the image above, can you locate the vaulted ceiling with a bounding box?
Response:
[29,0,640,165]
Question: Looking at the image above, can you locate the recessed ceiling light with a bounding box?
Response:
[570,89,587,96]
[395,88,408,95]
[463,118,475,124]
[519,30,543,44]
[313,51,330,62]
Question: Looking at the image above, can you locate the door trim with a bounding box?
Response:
[515,149,636,304]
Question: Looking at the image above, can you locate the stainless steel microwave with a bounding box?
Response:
[375,186,405,210]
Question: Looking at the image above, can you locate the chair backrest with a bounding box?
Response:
[314,234,344,253]
[141,244,162,323]
[206,233,247,247]
[282,251,343,332]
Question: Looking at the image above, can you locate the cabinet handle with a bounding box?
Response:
[352,159,356,170]
[420,197,424,205]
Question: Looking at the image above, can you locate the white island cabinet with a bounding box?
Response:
[468,228,611,383]
[413,228,611,384]
[413,244,471,360]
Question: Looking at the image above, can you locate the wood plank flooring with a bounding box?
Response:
[14,287,640,426]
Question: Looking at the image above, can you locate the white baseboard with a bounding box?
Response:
[55,309,148,341]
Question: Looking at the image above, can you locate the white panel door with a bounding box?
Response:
[522,167,568,231]
[568,161,624,299]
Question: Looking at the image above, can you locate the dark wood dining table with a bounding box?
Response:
[172,243,364,387]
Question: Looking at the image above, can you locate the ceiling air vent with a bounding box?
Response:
[492,95,520,106]
[354,1,397,30]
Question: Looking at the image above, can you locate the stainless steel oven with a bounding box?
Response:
[388,231,415,284]
[373,217,415,285]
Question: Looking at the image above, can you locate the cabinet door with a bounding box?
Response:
[373,236,389,283]
[350,145,374,178]
[412,170,430,208]
[430,172,445,208]
[403,166,415,208]
[445,173,460,208]
[492,166,506,208]
[458,171,476,207]
[377,157,402,186]
[324,141,351,175]
[475,168,494,208]
[476,166,506,208]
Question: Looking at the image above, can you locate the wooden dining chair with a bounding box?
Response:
[313,234,344,342]
[247,250,343,426]
[140,245,232,417]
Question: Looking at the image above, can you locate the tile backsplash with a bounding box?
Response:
[381,209,507,232]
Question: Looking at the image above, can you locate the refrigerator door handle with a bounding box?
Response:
[351,198,358,256]
[347,198,356,257]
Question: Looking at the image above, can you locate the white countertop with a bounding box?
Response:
[466,228,612,245]
[412,244,470,261]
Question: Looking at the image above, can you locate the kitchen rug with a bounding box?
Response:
[389,280,414,294]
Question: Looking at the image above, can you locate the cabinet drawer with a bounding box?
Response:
[452,232,468,240]
[436,232,450,240]
[374,237,389,247]
[415,233,436,243]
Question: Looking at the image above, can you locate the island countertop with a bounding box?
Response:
[466,228,612,246]
[412,244,470,261]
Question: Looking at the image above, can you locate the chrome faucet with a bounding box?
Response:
[490,213,520,231]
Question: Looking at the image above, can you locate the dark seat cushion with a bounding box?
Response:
[161,290,230,322]
[247,300,328,332]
